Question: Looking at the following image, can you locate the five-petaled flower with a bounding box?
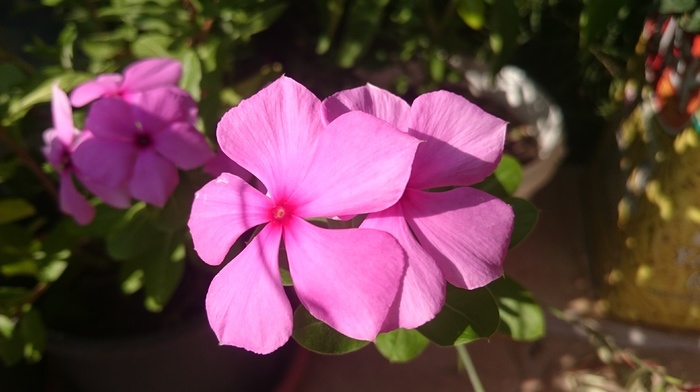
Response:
[188,76,421,354]
[323,85,514,331]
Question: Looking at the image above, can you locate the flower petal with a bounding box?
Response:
[59,172,95,225]
[403,187,514,289]
[407,91,507,189]
[84,98,138,141]
[284,216,405,341]
[217,76,323,200]
[121,58,182,92]
[206,224,292,354]
[188,173,273,266]
[50,85,77,143]
[69,74,122,107]
[71,132,136,188]
[80,177,131,209]
[203,149,253,183]
[128,87,198,129]
[293,111,420,218]
[322,84,411,131]
[361,204,445,331]
[128,150,179,207]
[153,122,214,170]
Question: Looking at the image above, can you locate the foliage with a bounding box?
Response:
[0,0,545,371]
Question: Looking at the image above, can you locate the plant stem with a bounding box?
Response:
[456,344,485,392]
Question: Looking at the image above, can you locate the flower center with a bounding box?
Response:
[135,133,152,149]
[270,203,291,223]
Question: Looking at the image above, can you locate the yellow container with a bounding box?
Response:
[589,98,700,331]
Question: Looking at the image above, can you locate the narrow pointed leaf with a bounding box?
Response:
[507,197,539,248]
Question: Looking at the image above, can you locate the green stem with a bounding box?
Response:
[456,344,485,392]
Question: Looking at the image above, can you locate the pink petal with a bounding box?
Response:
[322,84,411,131]
[121,58,182,92]
[188,173,273,266]
[284,216,405,341]
[84,98,139,141]
[69,74,122,107]
[71,132,136,188]
[42,133,67,171]
[293,111,420,218]
[402,188,514,289]
[206,224,292,354]
[128,150,179,207]
[153,123,214,170]
[50,85,77,144]
[407,91,508,189]
[80,177,131,209]
[128,87,198,129]
[361,204,445,330]
[203,149,253,183]
[59,172,95,225]
[217,76,323,200]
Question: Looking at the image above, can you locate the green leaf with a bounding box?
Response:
[489,0,519,72]
[142,236,186,312]
[0,315,23,366]
[336,0,390,68]
[456,0,486,30]
[131,34,173,58]
[375,328,429,363]
[315,0,347,54]
[19,308,46,363]
[106,203,162,260]
[659,0,697,13]
[37,258,68,283]
[418,285,500,346]
[0,199,36,224]
[579,0,627,48]
[292,306,370,354]
[0,287,30,315]
[180,49,202,101]
[494,154,522,195]
[506,197,538,248]
[680,8,700,32]
[487,276,545,341]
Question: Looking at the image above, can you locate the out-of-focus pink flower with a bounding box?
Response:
[203,148,253,183]
[69,58,182,107]
[323,85,514,331]
[43,85,95,225]
[188,76,420,354]
[72,88,214,207]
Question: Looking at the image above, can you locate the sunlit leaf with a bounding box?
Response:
[375,328,429,363]
[659,0,697,13]
[292,306,370,354]
[456,0,486,30]
[180,49,202,101]
[487,276,545,341]
[0,199,36,224]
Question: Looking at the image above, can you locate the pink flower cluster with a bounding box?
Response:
[188,76,515,354]
[43,58,215,224]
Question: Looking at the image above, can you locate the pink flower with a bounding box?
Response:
[72,88,214,207]
[69,58,182,107]
[188,76,421,354]
[43,85,95,225]
[323,85,515,331]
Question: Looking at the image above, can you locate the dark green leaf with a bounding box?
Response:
[375,328,429,363]
[487,276,545,341]
[659,0,697,13]
[0,287,31,315]
[19,308,46,363]
[106,203,163,260]
[506,197,538,248]
[292,306,369,354]
[336,0,390,68]
[141,234,186,312]
[315,0,347,54]
[579,0,627,48]
[418,285,500,346]
[489,0,519,72]
[0,315,23,366]
[0,199,36,224]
